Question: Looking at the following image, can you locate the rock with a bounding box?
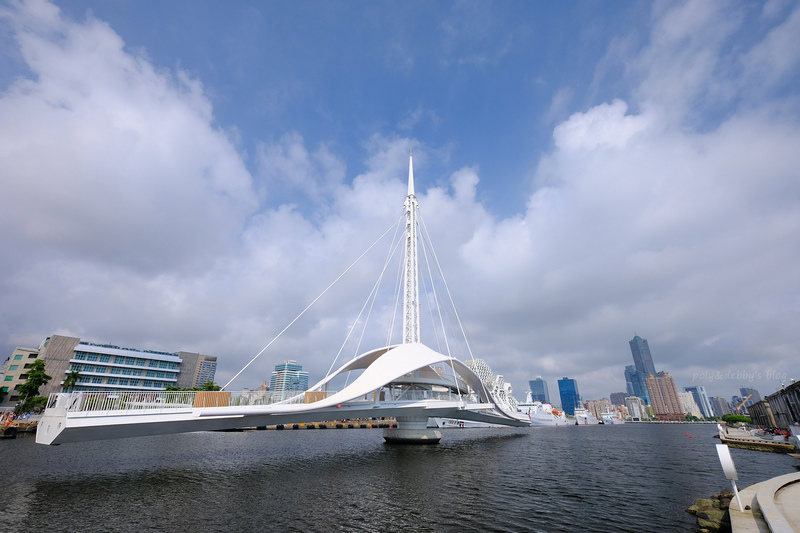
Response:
[688,497,716,515]
[697,509,726,531]
[688,492,733,532]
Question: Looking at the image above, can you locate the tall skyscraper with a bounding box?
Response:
[710,396,730,417]
[739,387,761,409]
[684,385,713,418]
[644,372,684,420]
[528,376,550,403]
[270,360,309,399]
[629,335,656,375]
[624,364,651,405]
[557,377,581,416]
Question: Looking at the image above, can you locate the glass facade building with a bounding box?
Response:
[1,334,222,410]
[625,364,651,405]
[684,385,713,418]
[270,360,309,398]
[629,335,656,375]
[528,376,550,403]
[557,377,581,416]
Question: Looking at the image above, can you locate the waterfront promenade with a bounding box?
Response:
[730,471,800,533]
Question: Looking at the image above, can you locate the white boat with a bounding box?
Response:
[573,407,599,425]
[600,410,625,425]
[516,392,569,426]
[717,424,797,453]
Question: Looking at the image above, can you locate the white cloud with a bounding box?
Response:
[254,132,346,209]
[1,0,799,404]
[0,0,256,273]
[741,5,800,92]
[552,99,653,151]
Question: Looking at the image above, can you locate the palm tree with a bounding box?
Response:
[62,369,81,392]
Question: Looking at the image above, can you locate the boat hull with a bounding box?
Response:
[718,424,797,453]
[517,402,569,426]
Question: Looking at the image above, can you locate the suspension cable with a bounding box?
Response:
[417,208,462,399]
[418,212,476,362]
[223,216,404,390]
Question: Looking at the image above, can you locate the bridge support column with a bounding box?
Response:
[383,416,441,444]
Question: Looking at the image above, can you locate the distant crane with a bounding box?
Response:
[735,393,753,413]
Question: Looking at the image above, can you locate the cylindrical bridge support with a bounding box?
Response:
[383,416,441,444]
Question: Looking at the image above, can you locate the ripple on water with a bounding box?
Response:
[2,424,797,532]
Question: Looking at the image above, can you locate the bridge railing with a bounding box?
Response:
[391,389,464,402]
[44,389,338,414]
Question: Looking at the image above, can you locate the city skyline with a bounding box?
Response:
[1,1,798,400]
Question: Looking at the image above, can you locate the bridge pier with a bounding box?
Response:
[383,416,441,444]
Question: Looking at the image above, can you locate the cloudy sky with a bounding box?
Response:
[1,0,798,402]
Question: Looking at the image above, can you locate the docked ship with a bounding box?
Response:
[600,410,625,425]
[516,392,569,426]
[573,407,599,425]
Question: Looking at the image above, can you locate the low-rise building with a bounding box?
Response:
[0,334,220,410]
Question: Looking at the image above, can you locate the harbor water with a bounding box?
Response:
[1,423,796,532]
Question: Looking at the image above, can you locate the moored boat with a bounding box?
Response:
[600,410,625,425]
[516,392,569,426]
[717,424,797,453]
[573,407,599,425]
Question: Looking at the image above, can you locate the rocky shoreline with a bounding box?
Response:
[686,488,734,532]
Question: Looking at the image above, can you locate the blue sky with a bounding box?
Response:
[1,0,799,403]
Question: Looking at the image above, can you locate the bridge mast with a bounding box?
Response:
[403,151,420,344]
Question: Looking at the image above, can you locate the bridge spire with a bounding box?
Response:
[403,151,420,344]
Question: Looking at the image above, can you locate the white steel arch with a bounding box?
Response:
[36,152,529,446]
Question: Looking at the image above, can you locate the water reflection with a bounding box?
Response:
[2,425,796,532]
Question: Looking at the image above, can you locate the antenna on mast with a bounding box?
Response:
[408,149,415,196]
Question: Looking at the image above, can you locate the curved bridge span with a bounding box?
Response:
[37,154,530,445]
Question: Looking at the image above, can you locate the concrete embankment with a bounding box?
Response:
[728,471,800,533]
[689,472,800,532]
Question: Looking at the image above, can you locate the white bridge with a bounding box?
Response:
[37,154,529,445]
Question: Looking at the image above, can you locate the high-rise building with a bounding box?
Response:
[677,391,703,418]
[270,360,309,400]
[585,398,613,420]
[684,385,713,418]
[528,376,550,403]
[557,377,581,416]
[624,364,651,405]
[625,396,649,420]
[710,396,730,417]
[644,372,684,420]
[739,387,761,409]
[629,335,656,375]
[609,392,628,406]
[176,351,218,389]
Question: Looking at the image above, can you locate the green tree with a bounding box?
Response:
[721,413,751,425]
[201,381,221,391]
[62,368,81,392]
[16,359,52,414]
[166,381,221,392]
